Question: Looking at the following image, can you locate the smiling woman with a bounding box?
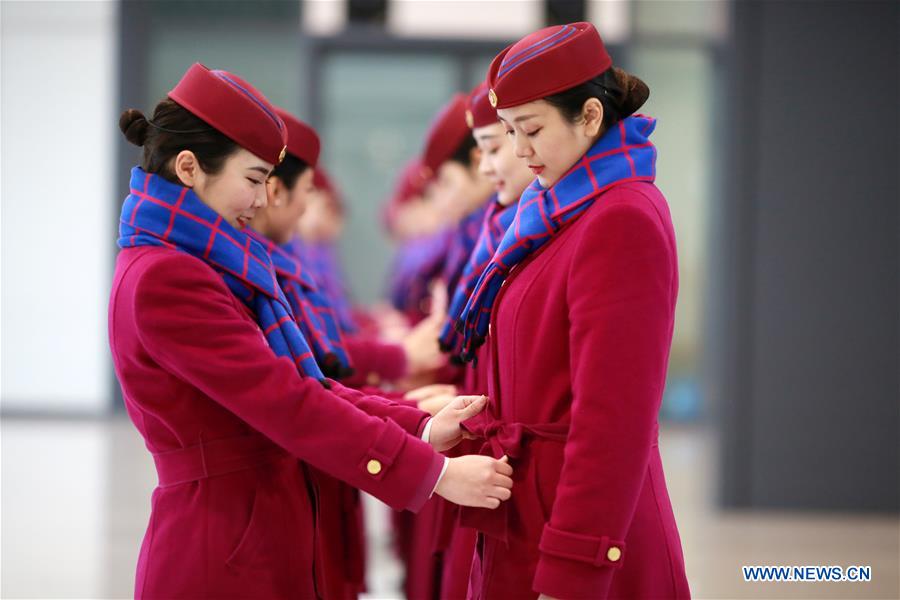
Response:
[120,104,273,231]
[109,63,514,599]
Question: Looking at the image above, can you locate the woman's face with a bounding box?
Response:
[473,122,535,206]
[182,147,273,230]
[263,167,315,244]
[391,195,444,240]
[496,99,602,188]
[429,158,494,222]
[298,187,344,243]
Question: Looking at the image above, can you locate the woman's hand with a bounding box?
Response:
[401,282,449,376]
[401,313,445,375]
[428,395,487,451]
[435,455,513,508]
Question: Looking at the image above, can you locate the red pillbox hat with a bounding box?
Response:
[168,63,288,166]
[394,158,429,205]
[275,107,320,168]
[465,81,497,129]
[313,167,344,214]
[421,93,469,176]
[382,158,428,231]
[487,22,612,110]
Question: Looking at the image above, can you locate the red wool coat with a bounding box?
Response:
[108,246,444,599]
[462,182,690,599]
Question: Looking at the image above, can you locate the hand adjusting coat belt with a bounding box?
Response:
[459,412,570,544]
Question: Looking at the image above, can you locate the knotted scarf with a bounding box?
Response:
[438,199,518,356]
[289,237,358,334]
[247,230,354,379]
[387,230,453,320]
[458,115,658,360]
[440,201,491,299]
[118,167,326,382]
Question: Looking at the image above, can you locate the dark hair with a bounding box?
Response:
[544,67,650,131]
[119,99,239,184]
[270,154,311,190]
[448,133,479,167]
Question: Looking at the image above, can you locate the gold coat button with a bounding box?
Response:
[366,459,382,475]
[607,546,622,562]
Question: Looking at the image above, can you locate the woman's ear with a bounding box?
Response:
[468,146,483,178]
[266,176,286,208]
[173,150,201,187]
[581,97,604,138]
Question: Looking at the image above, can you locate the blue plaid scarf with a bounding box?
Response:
[289,238,358,334]
[247,230,354,379]
[458,115,658,361]
[439,198,518,356]
[118,167,326,382]
[441,200,492,299]
[387,230,453,319]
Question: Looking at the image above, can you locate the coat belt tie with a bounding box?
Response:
[458,412,570,544]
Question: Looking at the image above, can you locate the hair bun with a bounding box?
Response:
[119,108,149,147]
[613,67,650,117]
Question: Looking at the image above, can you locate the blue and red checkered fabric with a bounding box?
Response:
[387,230,454,319]
[441,200,492,299]
[289,238,358,334]
[439,198,517,355]
[118,167,326,382]
[247,230,354,379]
[458,115,658,361]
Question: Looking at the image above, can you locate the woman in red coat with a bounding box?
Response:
[436,79,537,600]
[244,106,371,600]
[454,24,691,599]
[401,89,503,600]
[299,167,449,390]
[109,63,513,599]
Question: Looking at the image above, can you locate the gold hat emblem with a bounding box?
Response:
[278,145,287,164]
[488,89,498,108]
[465,110,474,128]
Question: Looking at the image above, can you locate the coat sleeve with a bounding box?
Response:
[354,386,421,409]
[133,252,443,513]
[532,194,676,597]
[343,337,408,386]
[328,380,429,436]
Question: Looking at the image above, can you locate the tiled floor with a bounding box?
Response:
[2,417,897,599]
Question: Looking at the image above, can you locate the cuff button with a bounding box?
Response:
[366,459,382,475]
[607,546,622,562]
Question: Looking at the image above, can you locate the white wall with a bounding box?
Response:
[303,0,347,35]
[388,0,542,38]
[1,421,110,596]
[1,0,116,414]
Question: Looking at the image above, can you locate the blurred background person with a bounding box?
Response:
[437,78,538,599]
[296,166,449,391]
